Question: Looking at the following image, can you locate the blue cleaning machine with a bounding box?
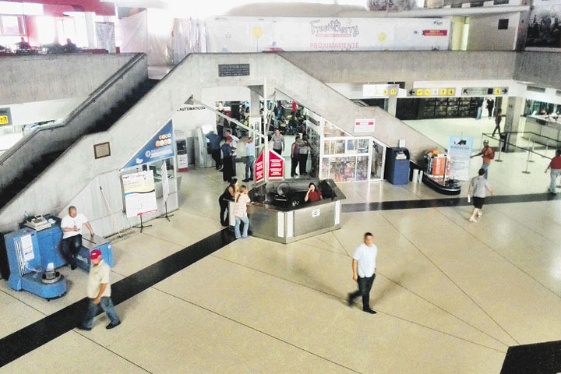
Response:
[4,228,67,300]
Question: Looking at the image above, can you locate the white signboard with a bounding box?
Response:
[354,118,375,133]
[206,17,450,53]
[122,171,158,218]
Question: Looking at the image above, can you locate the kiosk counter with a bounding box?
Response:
[241,179,346,244]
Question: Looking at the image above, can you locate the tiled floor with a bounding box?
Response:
[1,117,561,373]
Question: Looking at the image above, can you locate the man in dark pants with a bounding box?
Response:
[348,232,379,314]
[61,206,94,270]
[206,130,222,170]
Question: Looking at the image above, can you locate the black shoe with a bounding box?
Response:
[106,321,121,330]
[363,308,377,314]
[77,325,91,331]
[347,293,355,307]
[242,179,250,182]
[70,264,77,270]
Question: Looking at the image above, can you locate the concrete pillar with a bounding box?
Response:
[449,17,466,51]
[505,96,525,133]
[85,12,96,49]
[386,96,397,117]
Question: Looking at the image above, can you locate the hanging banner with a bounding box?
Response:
[268,150,285,179]
[254,151,265,183]
[95,22,116,53]
[525,0,561,49]
[206,17,450,53]
[122,171,158,217]
[123,121,174,168]
[447,135,473,181]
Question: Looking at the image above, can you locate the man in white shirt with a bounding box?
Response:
[347,232,378,314]
[243,137,256,182]
[61,206,94,270]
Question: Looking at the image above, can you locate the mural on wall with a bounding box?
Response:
[526,0,561,48]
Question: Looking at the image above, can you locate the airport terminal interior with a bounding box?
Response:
[1,1,561,374]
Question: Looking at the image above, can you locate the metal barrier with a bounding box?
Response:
[480,131,559,175]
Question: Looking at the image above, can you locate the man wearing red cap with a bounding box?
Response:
[78,249,120,330]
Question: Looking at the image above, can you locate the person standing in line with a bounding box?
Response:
[61,206,94,270]
[492,109,503,137]
[78,250,121,331]
[271,129,285,155]
[298,134,310,176]
[234,185,251,239]
[225,130,239,178]
[290,135,300,177]
[470,140,494,179]
[476,97,484,120]
[545,149,561,194]
[206,130,222,171]
[219,179,238,227]
[487,98,495,119]
[467,168,494,222]
[347,232,378,314]
[243,137,255,182]
[221,136,235,182]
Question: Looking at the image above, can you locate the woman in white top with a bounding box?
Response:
[234,185,251,239]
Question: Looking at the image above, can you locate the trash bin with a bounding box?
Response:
[385,147,410,185]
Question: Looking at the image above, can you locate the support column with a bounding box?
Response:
[386,96,397,117]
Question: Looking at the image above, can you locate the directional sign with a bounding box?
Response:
[363,84,398,98]
[408,88,456,97]
[461,87,508,96]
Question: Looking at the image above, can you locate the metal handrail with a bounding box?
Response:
[0,53,146,164]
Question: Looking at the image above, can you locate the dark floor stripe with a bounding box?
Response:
[0,229,234,368]
[501,341,561,374]
[342,192,560,213]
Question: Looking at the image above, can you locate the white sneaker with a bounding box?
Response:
[469,217,477,223]
[477,212,482,217]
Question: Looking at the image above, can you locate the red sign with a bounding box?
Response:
[268,150,285,179]
[422,30,448,37]
[254,151,265,183]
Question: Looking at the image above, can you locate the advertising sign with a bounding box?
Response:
[447,135,473,181]
[206,17,450,53]
[268,150,285,179]
[526,0,561,49]
[123,121,174,168]
[254,151,265,183]
[122,171,158,217]
[354,118,375,133]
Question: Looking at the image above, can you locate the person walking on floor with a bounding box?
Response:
[476,97,484,120]
[243,137,255,182]
[290,135,300,177]
[545,149,561,194]
[206,130,222,171]
[219,179,238,227]
[234,185,251,239]
[467,168,494,223]
[492,109,503,137]
[78,249,121,331]
[487,98,495,119]
[470,140,494,179]
[348,232,379,315]
[271,129,285,155]
[221,136,235,182]
[298,134,310,176]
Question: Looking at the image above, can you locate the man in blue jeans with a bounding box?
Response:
[78,249,121,330]
[348,232,379,314]
[243,137,255,182]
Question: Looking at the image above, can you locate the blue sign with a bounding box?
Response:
[123,121,174,169]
